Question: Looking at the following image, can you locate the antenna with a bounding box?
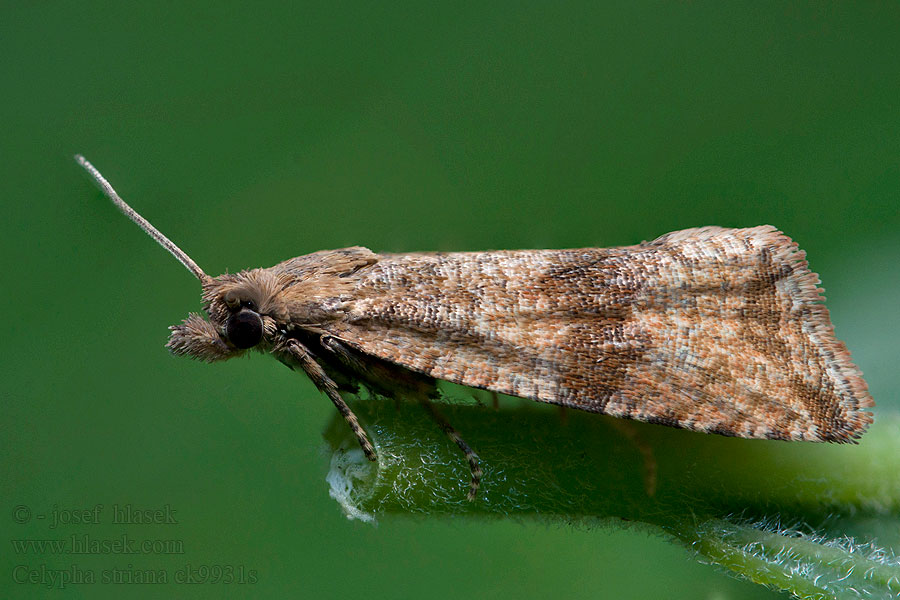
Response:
[75,155,209,282]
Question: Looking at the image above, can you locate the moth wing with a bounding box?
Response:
[328,226,872,442]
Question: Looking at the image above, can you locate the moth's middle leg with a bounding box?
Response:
[278,337,376,461]
[420,398,482,501]
[320,335,482,501]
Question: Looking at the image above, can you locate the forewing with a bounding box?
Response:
[326,226,872,442]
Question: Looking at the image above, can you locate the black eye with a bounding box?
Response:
[226,310,263,349]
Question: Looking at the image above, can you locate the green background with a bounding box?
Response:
[2,2,899,598]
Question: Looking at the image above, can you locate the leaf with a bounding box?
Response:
[323,394,900,598]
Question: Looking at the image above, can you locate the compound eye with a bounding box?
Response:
[226,310,263,349]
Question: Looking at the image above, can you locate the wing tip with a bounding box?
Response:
[649,225,874,442]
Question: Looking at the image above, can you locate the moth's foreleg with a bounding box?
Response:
[420,398,482,501]
[279,338,376,461]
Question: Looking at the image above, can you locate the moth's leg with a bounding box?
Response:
[316,334,479,497]
[320,335,436,398]
[609,419,657,496]
[319,335,371,378]
[419,398,482,501]
[279,338,376,462]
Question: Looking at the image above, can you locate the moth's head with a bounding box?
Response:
[73,156,291,363]
[166,270,287,362]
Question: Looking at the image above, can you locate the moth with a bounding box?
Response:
[77,155,873,499]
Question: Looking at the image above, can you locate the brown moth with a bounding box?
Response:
[77,155,873,499]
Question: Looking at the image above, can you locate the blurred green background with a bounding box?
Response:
[2,2,899,598]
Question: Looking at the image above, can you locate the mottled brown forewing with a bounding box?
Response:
[310,226,872,442]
